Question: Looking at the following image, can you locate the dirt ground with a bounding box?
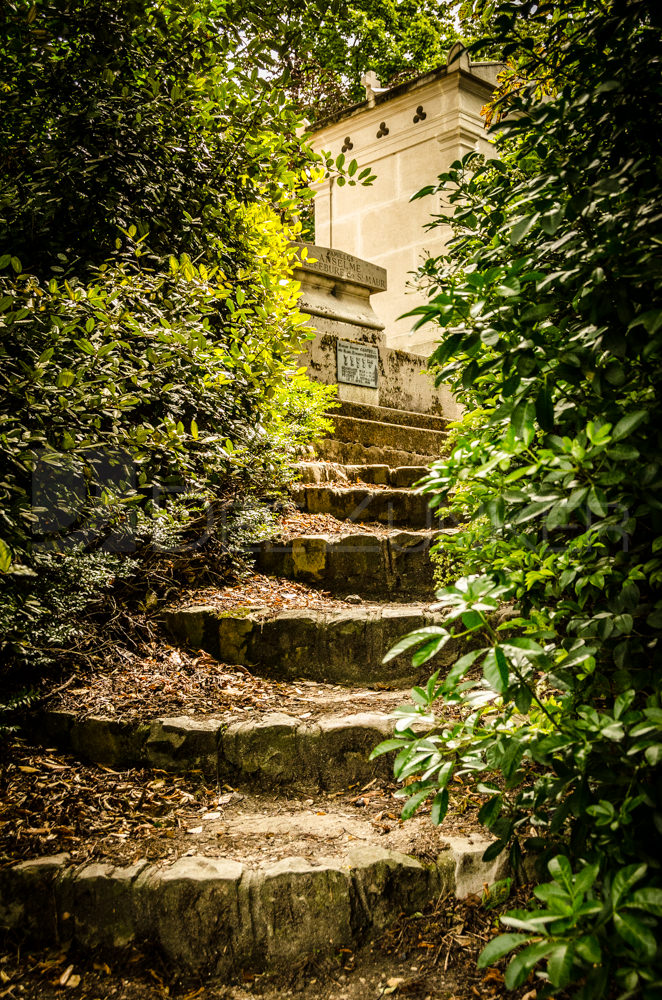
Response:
[0,738,485,869]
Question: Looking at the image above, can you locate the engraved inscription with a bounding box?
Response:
[295,244,387,292]
[336,340,379,388]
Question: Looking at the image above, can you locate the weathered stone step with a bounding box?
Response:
[255,530,436,599]
[296,461,428,488]
[165,603,461,687]
[1,832,504,976]
[334,399,448,433]
[37,708,399,789]
[293,484,442,529]
[328,413,447,459]
[314,436,436,468]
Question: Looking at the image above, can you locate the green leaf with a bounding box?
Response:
[511,399,535,443]
[382,627,450,664]
[482,839,507,862]
[547,943,575,988]
[478,794,503,828]
[627,888,662,917]
[611,411,648,441]
[401,786,431,820]
[548,855,573,892]
[612,864,647,906]
[483,646,509,693]
[430,788,449,824]
[504,941,556,989]
[613,911,657,958]
[0,540,12,574]
[369,738,409,760]
[509,214,539,245]
[443,649,484,690]
[478,933,529,968]
[535,384,554,430]
[587,486,608,517]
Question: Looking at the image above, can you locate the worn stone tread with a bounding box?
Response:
[255,529,438,598]
[164,602,464,686]
[0,835,505,975]
[328,413,447,458]
[37,708,403,789]
[293,483,449,529]
[296,461,429,489]
[333,399,448,432]
[314,436,437,468]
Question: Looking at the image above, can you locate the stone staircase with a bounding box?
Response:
[314,399,446,468]
[0,407,501,983]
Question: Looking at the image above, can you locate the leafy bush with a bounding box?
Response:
[374,1,662,995]
[0,0,345,673]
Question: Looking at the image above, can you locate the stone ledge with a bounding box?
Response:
[295,462,429,488]
[164,604,464,686]
[36,709,397,790]
[292,483,445,529]
[314,438,438,468]
[0,840,506,974]
[255,530,437,598]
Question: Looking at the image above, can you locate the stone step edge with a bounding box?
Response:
[36,709,399,789]
[291,484,444,530]
[328,413,447,444]
[314,437,439,468]
[0,840,505,976]
[295,461,430,488]
[164,603,455,688]
[333,399,448,433]
[253,530,439,599]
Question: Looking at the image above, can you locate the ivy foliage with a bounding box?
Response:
[0,0,343,667]
[374,1,662,995]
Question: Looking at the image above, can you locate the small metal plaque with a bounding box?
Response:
[336,340,379,388]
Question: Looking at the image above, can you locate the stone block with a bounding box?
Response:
[71,861,149,949]
[217,613,254,664]
[389,466,429,489]
[67,716,150,769]
[220,713,302,786]
[347,845,435,932]
[141,856,245,975]
[446,836,509,898]
[243,857,353,966]
[0,853,69,941]
[291,535,328,580]
[145,717,222,777]
[315,713,393,789]
[165,605,222,656]
[326,532,386,591]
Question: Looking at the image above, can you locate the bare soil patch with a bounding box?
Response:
[0,739,485,869]
[276,512,394,538]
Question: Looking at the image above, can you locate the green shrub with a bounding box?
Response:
[375,1,662,995]
[0,0,348,673]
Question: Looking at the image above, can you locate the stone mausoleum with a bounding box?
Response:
[294,47,499,421]
[309,45,500,355]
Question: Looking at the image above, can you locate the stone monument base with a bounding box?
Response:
[293,244,460,419]
[294,243,460,419]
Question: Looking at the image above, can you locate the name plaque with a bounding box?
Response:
[337,340,379,388]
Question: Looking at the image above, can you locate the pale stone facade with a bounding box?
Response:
[310,45,500,356]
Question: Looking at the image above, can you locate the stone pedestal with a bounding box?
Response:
[293,244,387,407]
[293,243,460,419]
